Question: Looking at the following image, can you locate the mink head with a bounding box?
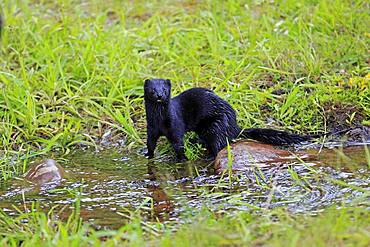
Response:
[144,78,171,103]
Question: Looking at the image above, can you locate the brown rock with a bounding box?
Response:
[215,141,312,173]
[24,159,65,185]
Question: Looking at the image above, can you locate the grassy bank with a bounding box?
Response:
[0,204,369,246]
[1,0,369,167]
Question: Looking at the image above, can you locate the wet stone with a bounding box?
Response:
[24,159,65,185]
[214,141,313,173]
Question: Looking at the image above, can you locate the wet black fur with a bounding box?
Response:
[144,78,310,161]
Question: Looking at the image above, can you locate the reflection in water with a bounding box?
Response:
[146,163,173,221]
[0,145,368,229]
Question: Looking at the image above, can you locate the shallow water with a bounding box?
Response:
[0,145,369,229]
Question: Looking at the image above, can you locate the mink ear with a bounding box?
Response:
[144,79,150,85]
[165,79,171,86]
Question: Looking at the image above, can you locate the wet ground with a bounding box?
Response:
[0,144,369,229]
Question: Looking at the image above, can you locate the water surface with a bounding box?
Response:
[0,145,369,229]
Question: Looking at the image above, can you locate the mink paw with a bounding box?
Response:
[176,155,187,162]
[145,152,154,159]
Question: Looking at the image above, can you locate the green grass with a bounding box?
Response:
[0,0,369,245]
[0,203,369,246]
[0,0,369,166]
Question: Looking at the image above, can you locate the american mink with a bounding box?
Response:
[144,78,310,161]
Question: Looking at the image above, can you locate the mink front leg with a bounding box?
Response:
[146,126,160,158]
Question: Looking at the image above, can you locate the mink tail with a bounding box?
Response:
[240,128,353,145]
[240,128,310,145]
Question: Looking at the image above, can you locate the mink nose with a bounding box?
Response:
[149,91,158,98]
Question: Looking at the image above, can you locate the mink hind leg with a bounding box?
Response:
[198,124,231,158]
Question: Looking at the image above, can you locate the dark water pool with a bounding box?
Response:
[0,145,369,229]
